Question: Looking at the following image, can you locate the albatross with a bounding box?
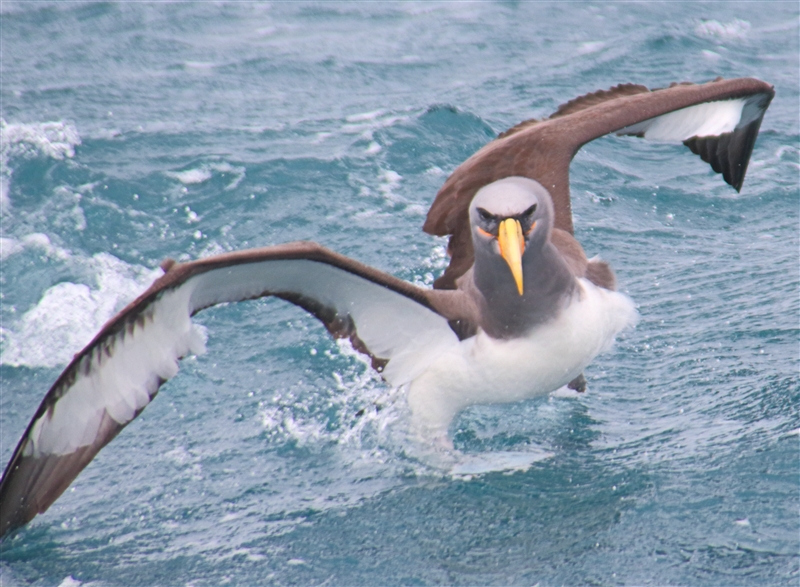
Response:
[0,77,774,539]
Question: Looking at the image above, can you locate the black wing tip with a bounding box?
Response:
[0,511,29,543]
[732,173,745,193]
[0,472,36,542]
[682,82,774,193]
[683,113,765,193]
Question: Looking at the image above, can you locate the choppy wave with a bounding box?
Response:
[165,161,246,190]
[694,18,751,40]
[1,240,161,368]
[0,2,796,586]
[0,119,81,165]
[0,119,81,212]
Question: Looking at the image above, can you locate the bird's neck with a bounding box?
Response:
[473,241,576,339]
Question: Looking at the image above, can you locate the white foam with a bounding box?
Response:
[341,110,409,142]
[550,385,583,399]
[0,237,24,260]
[165,162,245,190]
[166,167,213,185]
[346,109,387,123]
[6,232,71,261]
[0,119,81,166]
[0,119,81,213]
[425,165,446,177]
[411,244,448,288]
[378,168,403,202]
[577,41,605,55]
[695,19,751,40]
[1,252,162,369]
[450,449,554,478]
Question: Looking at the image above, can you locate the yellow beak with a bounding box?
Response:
[497,218,527,296]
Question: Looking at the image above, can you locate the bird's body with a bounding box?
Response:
[0,76,775,539]
[409,276,637,437]
[409,176,638,436]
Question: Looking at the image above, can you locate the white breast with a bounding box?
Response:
[406,279,637,437]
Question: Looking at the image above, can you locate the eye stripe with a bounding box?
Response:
[476,207,495,222]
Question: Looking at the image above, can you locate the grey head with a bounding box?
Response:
[468,177,576,338]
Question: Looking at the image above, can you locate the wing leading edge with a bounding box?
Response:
[0,242,458,538]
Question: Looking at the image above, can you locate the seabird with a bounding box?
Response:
[0,77,774,539]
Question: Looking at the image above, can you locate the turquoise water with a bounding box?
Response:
[1,2,798,585]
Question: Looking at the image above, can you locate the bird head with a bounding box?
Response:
[469,177,553,296]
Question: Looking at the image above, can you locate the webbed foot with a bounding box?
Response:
[567,373,587,393]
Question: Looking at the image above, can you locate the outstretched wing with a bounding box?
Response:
[424,77,774,289]
[0,242,459,538]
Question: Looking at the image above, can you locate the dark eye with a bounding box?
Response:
[477,207,493,222]
[523,204,537,217]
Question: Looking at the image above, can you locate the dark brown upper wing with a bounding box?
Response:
[424,77,774,289]
[0,242,459,539]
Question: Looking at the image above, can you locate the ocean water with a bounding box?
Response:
[1,2,798,586]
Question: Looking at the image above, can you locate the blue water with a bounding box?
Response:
[1,2,798,586]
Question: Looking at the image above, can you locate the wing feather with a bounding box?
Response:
[0,242,458,538]
[424,77,774,289]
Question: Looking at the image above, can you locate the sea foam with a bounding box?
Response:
[1,249,161,369]
[0,119,82,213]
[0,119,81,164]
